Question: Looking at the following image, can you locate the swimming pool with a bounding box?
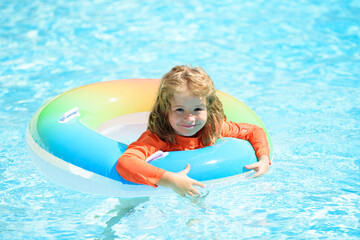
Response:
[1,0,359,239]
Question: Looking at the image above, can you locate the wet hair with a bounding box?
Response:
[148,65,225,146]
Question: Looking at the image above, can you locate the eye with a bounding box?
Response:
[175,108,184,112]
[194,107,203,112]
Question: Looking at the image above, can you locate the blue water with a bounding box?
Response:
[1,0,360,239]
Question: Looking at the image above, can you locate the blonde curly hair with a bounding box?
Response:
[148,65,225,146]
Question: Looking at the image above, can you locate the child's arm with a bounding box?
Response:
[116,131,166,187]
[222,121,271,177]
[117,131,205,196]
[156,164,205,197]
[118,151,204,196]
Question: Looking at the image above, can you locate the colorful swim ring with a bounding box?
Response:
[26,79,273,197]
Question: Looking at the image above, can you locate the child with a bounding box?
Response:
[116,65,270,197]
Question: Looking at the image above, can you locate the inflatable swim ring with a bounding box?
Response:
[26,79,273,197]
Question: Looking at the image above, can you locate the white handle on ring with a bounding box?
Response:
[58,107,80,123]
[146,150,169,163]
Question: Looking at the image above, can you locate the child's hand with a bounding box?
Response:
[157,164,205,197]
[245,155,270,177]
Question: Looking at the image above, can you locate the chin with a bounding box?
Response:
[178,130,199,137]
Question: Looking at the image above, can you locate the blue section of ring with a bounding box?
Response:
[35,114,256,184]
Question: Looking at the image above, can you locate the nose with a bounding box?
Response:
[184,113,195,122]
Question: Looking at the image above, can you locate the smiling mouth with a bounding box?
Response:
[181,124,197,128]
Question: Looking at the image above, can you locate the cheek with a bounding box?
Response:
[199,111,208,122]
[168,113,177,126]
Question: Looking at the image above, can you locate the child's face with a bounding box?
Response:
[169,93,207,137]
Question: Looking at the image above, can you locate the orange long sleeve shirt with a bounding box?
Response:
[116,121,270,187]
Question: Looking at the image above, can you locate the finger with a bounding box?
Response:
[187,191,195,197]
[179,164,191,175]
[245,162,259,170]
[189,186,201,196]
[192,180,205,188]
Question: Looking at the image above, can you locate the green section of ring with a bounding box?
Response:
[217,91,273,159]
[29,79,273,158]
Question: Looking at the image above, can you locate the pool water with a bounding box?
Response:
[1,0,359,239]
